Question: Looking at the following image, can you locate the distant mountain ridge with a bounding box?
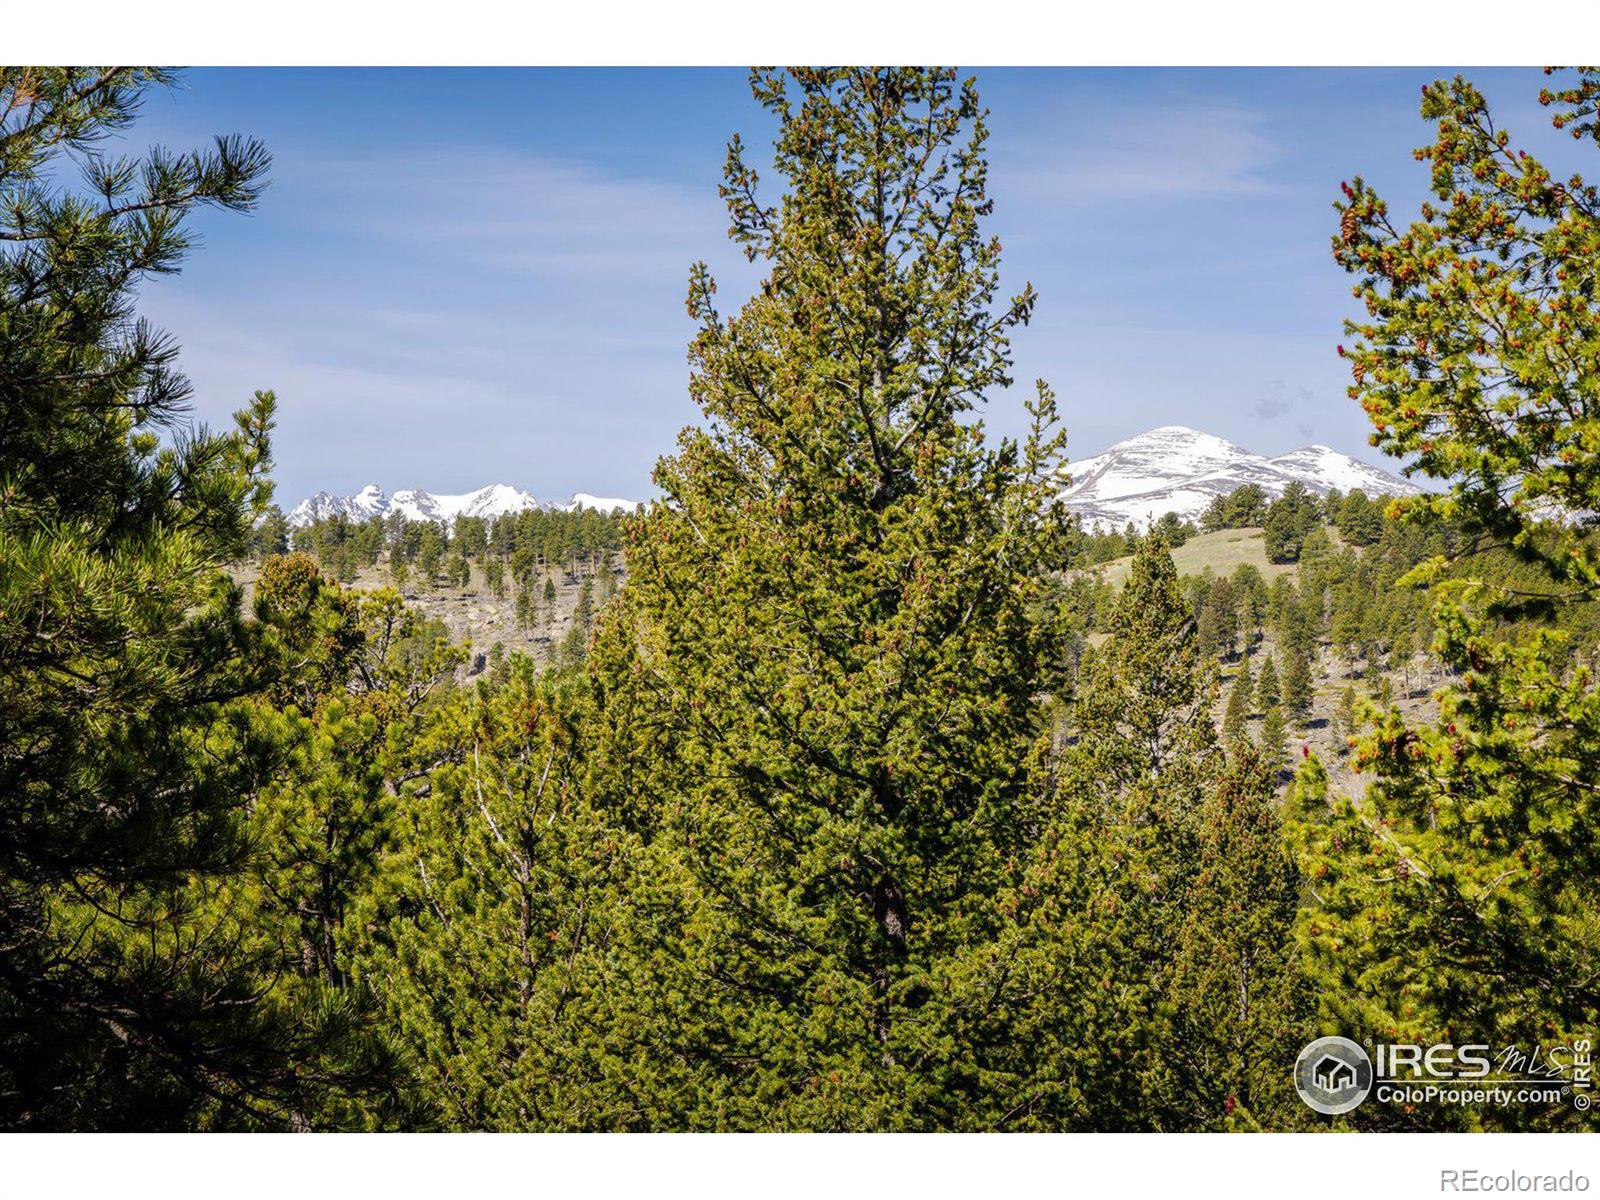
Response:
[285,427,1412,532]
[285,482,640,528]
[1061,425,1418,530]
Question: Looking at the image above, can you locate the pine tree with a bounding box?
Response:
[0,68,372,1127]
[1258,704,1288,780]
[1280,646,1313,725]
[1010,536,1221,1128]
[1156,741,1313,1130]
[581,68,1074,1129]
[1071,537,1217,795]
[1223,657,1254,742]
[1254,652,1281,714]
[1233,564,1265,655]
[1389,627,1414,693]
[1308,78,1600,1120]
[417,527,443,587]
[248,571,462,983]
[1262,481,1320,563]
[253,506,290,561]
[557,576,594,668]
[1336,489,1384,545]
[346,664,612,1128]
[1333,684,1357,753]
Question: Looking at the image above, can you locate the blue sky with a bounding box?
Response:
[123,67,1570,504]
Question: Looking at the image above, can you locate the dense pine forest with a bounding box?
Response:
[2,65,1597,1131]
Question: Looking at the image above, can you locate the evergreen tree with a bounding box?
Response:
[1299,70,1600,1127]
[1201,577,1239,661]
[1262,481,1320,563]
[1232,564,1265,655]
[252,505,290,561]
[1389,628,1414,693]
[557,576,594,668]
[1333,684,1357,753]
[1151,510,1195,547]
[1222,657,1254,742]
[1335,489,1384,545]
[1280,646,1313,725]
[1258,705,1288,780]
[248,569,462,988]
[582,68,1074,1128]
[1013,537,1225,1128]
[0,68,370,1128]
[417,527,443,587]
[1156,741,1312,1129]
[1202,483,1268,531]
[347,665,610,1128]
[1254,652,1281,714]
[1070,537,1217,795]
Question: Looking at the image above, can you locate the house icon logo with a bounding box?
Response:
[1294,1036,1373,1115]
[1313,1054,1356,1092]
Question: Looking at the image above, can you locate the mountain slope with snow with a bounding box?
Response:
[1062,426,1418,530]
[285,483,641,527]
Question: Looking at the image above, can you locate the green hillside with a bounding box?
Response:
[1096,526,1297,587]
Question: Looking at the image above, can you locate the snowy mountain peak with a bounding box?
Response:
[1137,424,1238,446]
[285,482,640,528]
[568,493,643,515]
[1266,444,1410,497]
[1062,426,1417,530]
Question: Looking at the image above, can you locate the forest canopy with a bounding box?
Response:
[2,65,1596,1132]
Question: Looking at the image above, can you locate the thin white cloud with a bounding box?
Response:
[303,147,726,280]
[1000,101,1282,205]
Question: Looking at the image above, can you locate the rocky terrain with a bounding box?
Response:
[232,555,621,672]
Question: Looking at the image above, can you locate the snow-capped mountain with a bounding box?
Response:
[285,483,640,528]
[1061,426,1418,530]
[566,494,643,516]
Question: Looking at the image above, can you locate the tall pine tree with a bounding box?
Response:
[1296,68,1600,1129]
[1157,741,1312,1130]
[0,68,372,1128]
[581,68,1073,1129]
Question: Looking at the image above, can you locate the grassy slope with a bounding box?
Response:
[1095,526,1298,587]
